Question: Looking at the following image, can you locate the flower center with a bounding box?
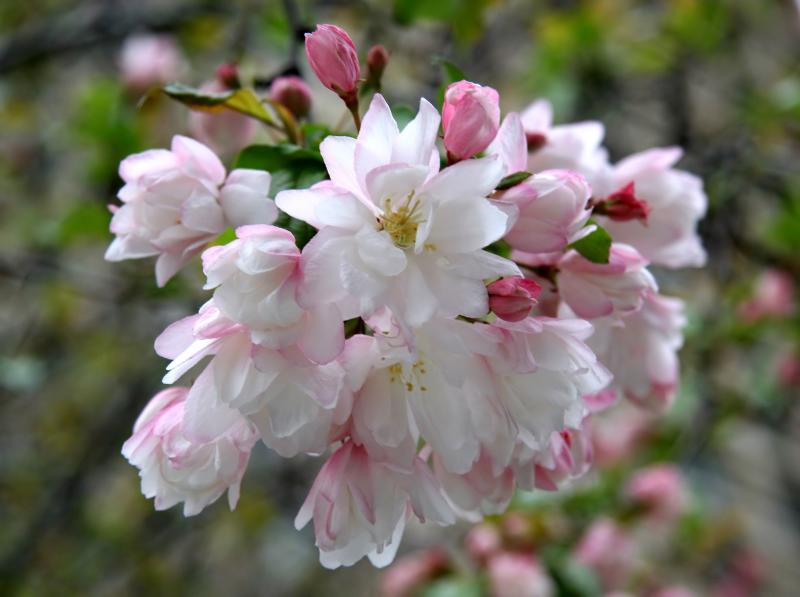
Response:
[387,359,429,393]
[380,192,424,249]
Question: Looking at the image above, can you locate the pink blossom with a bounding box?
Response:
[442,81,501,161]
[295,441,453,569]
[380,547,449,597]
[465,523,502,564]
[488,277,541,322]
[487,552,554,597]
[122,386,257,516]
[276,94,518,330]
[652,587,697,597]
[531,417,593,491]
[201,225,344,364]
[625,464,688,523]
[119,34,186,91]
[105,135,276,286]
[591,403,654,467]
[155,303,351,458]
[188,79,258,157]
[573,518,635,590]
[580,290,686,411]
[305,24,360,99]
[520,99,607,177]
[269,75,313,119]
[592,148,707,268]
[501,170,593,257]
[557,244,657,320]
[739,269,795,322]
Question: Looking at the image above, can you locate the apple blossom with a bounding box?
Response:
[573,518,635,590]
[105,135,276,286]
[119,34,186,92]
[276,94,518,329]
[488,277,541,322]
[625,464,688,523]
[188,79,258,157]
[487,552,554,597]
[591,148,707,268]
[121,386,257,516]
[557,243,657,320]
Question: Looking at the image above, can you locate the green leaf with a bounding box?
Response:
[421,577,482,597]
[496,171,532,190]
[162,83,276,126]
[568,223,612,264]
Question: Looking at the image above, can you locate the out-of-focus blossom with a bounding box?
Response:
[520,99,607,177]
[119,34,186,91]
[380,547,449,597]
[365,44,390,87]
[558,244,657,320]
[531,417,593,491]
[625,464,688,523]
[488,277,541,322]
[122,387,257,516]
[442,81,501,161]
[777,350,800,388]
[501,170,593,259]
[581,290,686,411]
[592,148,707,269]
[269,75,313,119]
[652,586,697,597]
[188,78,258,157]
[105,135,275,286]
[739,269,795,322]
[712,550,765,597]
[295,440,454,569]
[487,552,554,597]
[573,518,635,590]
[305,24,360,100]
[591,403,654,467]
[276,94,518,330]
[465,523,502,564]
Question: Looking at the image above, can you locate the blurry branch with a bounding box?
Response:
[0,0,229,74]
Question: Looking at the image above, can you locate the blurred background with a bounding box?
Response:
[1,0,799,595]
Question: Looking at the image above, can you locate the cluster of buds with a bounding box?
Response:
[107,23,707,569]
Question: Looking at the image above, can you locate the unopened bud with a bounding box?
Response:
[594,182,650,222]
[216,63,241,89]
[442,80,500,162]
[305,24,360,103]
[488,277,541,322]
[269,76,312,119]
[365,44,389,87]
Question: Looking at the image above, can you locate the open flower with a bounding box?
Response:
[122,386,257,516]
[105,135,276,286]
[276,94,518,330]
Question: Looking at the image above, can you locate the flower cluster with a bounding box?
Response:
[107,23,706,569]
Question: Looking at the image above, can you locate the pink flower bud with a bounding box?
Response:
[119,34,186,91]
[488,277,541,322]
[739,269,795,322]
[625,464,687,523]
[442,81,500,161]
[465,524,502,564]
[366,44,390,84]
[574,518,635,590]
[304,24,360,99]
[593,182,651,222]
[487,552,553,597]
[216,63,241,89]
[380,547,449,597]
[269,76,312,119]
